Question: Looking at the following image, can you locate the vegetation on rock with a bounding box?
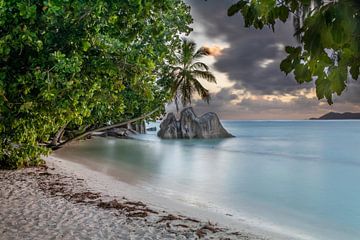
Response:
[165,39,216,112]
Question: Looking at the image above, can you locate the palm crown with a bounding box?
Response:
[170,39,216,112]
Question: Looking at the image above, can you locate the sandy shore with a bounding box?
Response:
[0,156,267,240]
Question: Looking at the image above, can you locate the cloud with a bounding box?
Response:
[184,0,360,119]
[335,81,360,104]
[188,0,308,94]
[258,59,275,68]
[191,83,360,119]
[203,45,225,57]
[192,87,320,119]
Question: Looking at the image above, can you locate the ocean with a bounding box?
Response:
[56,120,360,240]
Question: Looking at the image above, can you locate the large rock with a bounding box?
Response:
[158,107,233,139]
[158,112,181,139]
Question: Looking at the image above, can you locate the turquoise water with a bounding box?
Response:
[57,121,360,240]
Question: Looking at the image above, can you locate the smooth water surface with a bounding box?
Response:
[57,121,360,240]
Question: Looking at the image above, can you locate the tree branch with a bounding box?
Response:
[52,107,161,150]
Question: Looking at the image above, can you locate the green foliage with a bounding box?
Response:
[228,0,360,104]
[164,39,216,112]
[0,0,192,169]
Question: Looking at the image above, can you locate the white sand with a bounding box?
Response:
[0,156,267,240]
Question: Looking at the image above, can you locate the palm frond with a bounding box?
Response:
[174,53,183,66]
[192,78,210,104]
[180,78,194,107]
[190,62,209,71]
[170,66,183,76]
[171,76,183,96]
[193,47,209,60]
[192,70,216,83]
[182,38,196,65]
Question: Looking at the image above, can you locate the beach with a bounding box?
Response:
[2,120,360,240]
[2,1,359,239]
[0,156,266,240]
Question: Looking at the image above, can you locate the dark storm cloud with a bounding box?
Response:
[336,81,360,104]
[184,0,360,118]
[187,0,310,94]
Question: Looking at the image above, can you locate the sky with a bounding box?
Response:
[181,0,360,120]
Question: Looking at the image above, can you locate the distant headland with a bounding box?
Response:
[310,112,360,120]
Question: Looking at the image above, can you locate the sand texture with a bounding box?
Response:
[0,164,266,240]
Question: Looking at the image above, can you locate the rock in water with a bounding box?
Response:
[158,112,181,139]
[158,107,233,139]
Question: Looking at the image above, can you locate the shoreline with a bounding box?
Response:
[48,156,271,239]
[0,156,265,240]
[1,154,316,240]
[49,155,314,240]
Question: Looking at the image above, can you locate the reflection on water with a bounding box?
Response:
[55,121,360,240]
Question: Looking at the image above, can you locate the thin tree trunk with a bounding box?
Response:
[53,107,161,150]
[50,124,67,147]
[141,120,146,134]
[135,121,140,133]
[58,127,66,143]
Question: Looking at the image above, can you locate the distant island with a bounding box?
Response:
[310,112,360,120]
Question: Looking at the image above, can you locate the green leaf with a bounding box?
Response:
[331,24,345,44]
[319,52,333,65]
[20,102,33,112]
[294,64,312,83]
[289,1,299,12]
[228,1,247,16]
[328,66,347,95]
[316,76,333,104]
[278,6,289,22]
[285,46,294,54]
[280,57,293,75]
[285,46,301,55]
[350,65,359,80]
[82,41,91,52]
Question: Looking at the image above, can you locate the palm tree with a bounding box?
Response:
[170,39,216,112]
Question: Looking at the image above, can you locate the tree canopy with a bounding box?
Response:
[228,0,360,104]
[0,0,192,169]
